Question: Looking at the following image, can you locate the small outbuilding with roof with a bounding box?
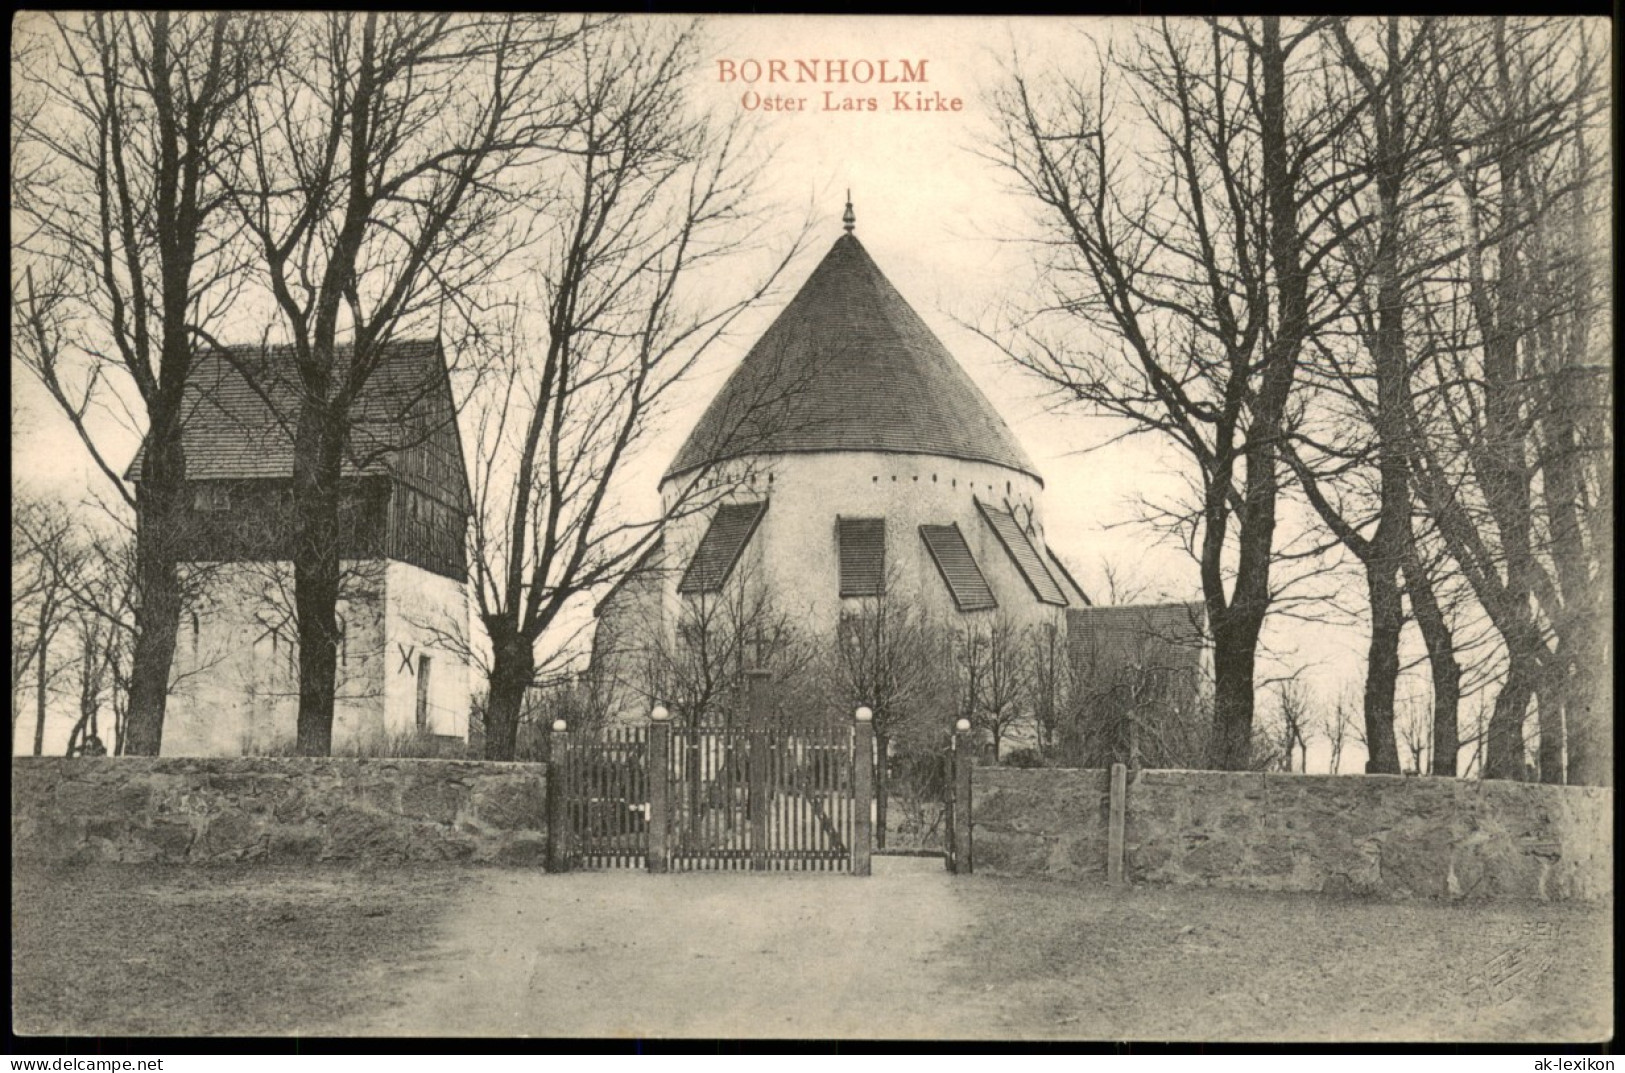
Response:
[126,340,473,755]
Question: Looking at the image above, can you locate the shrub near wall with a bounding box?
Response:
[973,768,1612,903]
[11,757,548,866]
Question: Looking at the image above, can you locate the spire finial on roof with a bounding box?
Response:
[842,191,855,234]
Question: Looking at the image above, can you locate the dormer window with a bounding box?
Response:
[837,517,885,597]
[678,501,768,595]
[975,497,1068,607]
[919,523,997,612]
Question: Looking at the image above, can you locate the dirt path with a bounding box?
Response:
[343,860,1609,1042]
[16,860,1607,1040]
[349,856,970,1039]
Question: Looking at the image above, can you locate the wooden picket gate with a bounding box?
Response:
[663,724,856,872]
[552,725,651,870]
[548,689,874,875]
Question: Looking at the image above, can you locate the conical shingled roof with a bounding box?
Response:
[664,232,1040,484]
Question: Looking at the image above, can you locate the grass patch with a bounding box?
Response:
[11,860,480,1037]
[940,877,1613,1042]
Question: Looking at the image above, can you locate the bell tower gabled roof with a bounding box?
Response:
[663,230,1041,485]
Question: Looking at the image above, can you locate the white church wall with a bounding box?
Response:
[659,450,1060,643]
[592,565,667,724]
[591,446,1073,755]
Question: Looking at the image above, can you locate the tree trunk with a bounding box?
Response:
[1562,629,1610,787]
[482,627,535,762]
[125,550,182,756]
[1535,675,1565,784]
[1402,532,1461,777]
[33,642,48,758]
[125,436,187,755]
[1539,365,1609,785]
[1424,627,1463,778]
[1485,654,1536,780]
[1362,563,1404,774]
[482,675,526,763]
[112,679,128,756]
[68,641,96,757]
[1210,617,1260,770]
[1353,18,1411,779]
[1203,19,1304,773]
[874,732,889,850]
[1474,26,1544,784]
[293,559,339,757]
[292,409,345,757]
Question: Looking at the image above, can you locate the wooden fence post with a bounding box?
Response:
[952,718,973,875]
[647,707,671,873]
[852,707,874,876]
[943,735,956,874]
[546,719,570,873]
[1107,761,1127,885]
[747,670,772,871]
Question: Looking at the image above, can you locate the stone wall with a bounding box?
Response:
[12,757,547,866]
[972,767,1612,902]
[973,767,1112,880]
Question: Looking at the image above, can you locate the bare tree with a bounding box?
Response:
[634,560,816,737]
[467,20,805,760]
[26,503,227,757]
[222,13,576,755]
[1394,694,1433,774]
[952,614,1032,762]
[1402,18,1610,782]
[1283,17,1469,775]
[1514,23,1612,788]
[1028,619,1069,757]
[1403,518,1464,776]
[64,609,118,757]
[988,18,1370,768]
[830,568,942,847]
[630,555,816,839]
[1458,695,1496,779]
[11,498,80,755]
[503,671,620,762]
[12,12,268,753]
[1065,607,1211,769]
[1096,561,1154,606]
[52,522,145,757]
[1322,684,1360,775]
[1268,679,1314,773]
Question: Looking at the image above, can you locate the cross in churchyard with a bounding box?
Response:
[746,624,778,670]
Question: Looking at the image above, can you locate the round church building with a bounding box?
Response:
[591,205,1091,724]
